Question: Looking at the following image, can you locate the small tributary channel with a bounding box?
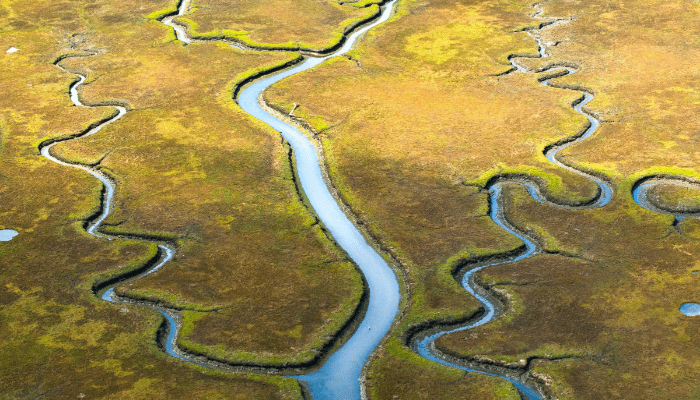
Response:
[409,5,613,399]
[43,0,627,398]
[633,178,700,316]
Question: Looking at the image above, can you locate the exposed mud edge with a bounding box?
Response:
[255,93,410,399]
[157,0,388,56]
[88,161,374,375]
[232,56,305,103]
[484,173,602,208]
[80,189,107,229]
[403,2,611,398]
[153,0,406,394]
[92,127,374,372]
[91,246,165,295]
[400,187,548,395]
[47,54,184,327]
[484,69,613,209]
[39,68,123,230]
[283,140,342,253]
[632,175,700,191]
[98,230,178,245]
[429,342,582,400]
[53,51,99,65]
[154,131,375,371]
[632,175,700,215]
[94,250,371,374]
[339,0,385,8]
[52,55,132,110]
[38,111,121,153]
[402,250,521,344]
[402,251,514,344]
[169,279,370,374]
[406,260,585,400]
[227,0,395,103]
[404,268,553,399]
[298,380,314,400]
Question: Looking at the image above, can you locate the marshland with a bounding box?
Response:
[3,0,700,398]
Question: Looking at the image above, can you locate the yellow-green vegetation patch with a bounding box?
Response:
[365,338,522,399]
[405,5,514,65]
[262,0,700,396]
[0,0,373,397]
[170,0,382,50]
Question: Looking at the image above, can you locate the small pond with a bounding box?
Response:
[0,229,18,241]
[680,303,700,316]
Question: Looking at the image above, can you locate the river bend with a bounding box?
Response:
[235,1,401,398]
[409,3,612,399]
[45,1,618,399]
[41,55,185,361]
[46,2,401,400]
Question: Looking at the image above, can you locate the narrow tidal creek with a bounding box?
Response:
[44,1,630,399]
[45,2,401,400]
[410,4,613,399]
[236,3,401,398]
[633,178,700,316]
[40,56,183,361]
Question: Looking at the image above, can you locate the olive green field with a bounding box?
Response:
[3,0,700,399]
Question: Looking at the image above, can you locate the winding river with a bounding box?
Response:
[44,0,653,398]
[46,2,401,400]
[235,2,401,398]
[633,177,700,223]
[41,55,184,360]
[409,4,613,399]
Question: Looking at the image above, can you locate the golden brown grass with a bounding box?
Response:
[0,16,299,400]
[535,0,700,181]
[646,184,700,212]
[435,185,700,399]
[263,0,601,394]
[52,38,364,365]
[424,0,700,397]
[7,0,700,397]
[170,0,382,50]
[0,0,382,397]
[262,0,700,397]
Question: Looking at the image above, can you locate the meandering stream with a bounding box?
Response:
[633,178,700,316]
[44,0,647,398]
[236,2,401,398]
[40,55,184,360]
[409,4,613,399]
[45,2,401,400]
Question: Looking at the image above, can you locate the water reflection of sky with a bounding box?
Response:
[680,303,700,317]
[0,229,18,241]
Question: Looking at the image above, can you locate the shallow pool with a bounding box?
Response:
[680,303,700,316]
[0,229,18,241]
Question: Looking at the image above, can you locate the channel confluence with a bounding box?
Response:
[45,2,402,400]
